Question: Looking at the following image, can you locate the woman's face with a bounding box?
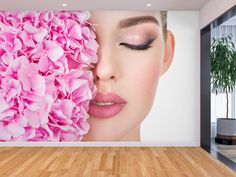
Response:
[83,11,174,141]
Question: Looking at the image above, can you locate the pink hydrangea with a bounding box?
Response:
[0,11,98,141]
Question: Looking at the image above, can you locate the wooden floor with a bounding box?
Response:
[0,147,235,177]
[211,138,236,163]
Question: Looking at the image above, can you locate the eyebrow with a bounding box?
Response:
[119,16,160,28]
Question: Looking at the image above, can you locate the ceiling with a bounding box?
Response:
[0,0,210,11]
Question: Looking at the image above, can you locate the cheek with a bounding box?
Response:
[140,64,160,90]
[124,52,163,106]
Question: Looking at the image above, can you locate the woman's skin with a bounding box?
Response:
[83,11,175,141]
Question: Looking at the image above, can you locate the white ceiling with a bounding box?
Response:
[0,0,210,11]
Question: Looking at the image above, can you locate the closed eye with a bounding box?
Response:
[119,38,155,50]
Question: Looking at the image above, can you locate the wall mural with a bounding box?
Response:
[0,11,177,142]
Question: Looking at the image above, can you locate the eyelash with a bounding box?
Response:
[119,38,155,51]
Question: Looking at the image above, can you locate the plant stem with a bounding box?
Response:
[226,89,229,118]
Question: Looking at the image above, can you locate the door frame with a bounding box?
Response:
[200,5,236,170]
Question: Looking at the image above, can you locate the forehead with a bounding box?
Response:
[89,11,162,27]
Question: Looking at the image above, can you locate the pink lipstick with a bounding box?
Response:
[88,92,127,119]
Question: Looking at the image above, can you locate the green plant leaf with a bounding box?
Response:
[210,33,236,118]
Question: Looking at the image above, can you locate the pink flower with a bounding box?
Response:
[0,11,98,141]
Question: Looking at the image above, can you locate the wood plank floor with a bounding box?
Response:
[211,138,236,163]
[0,147,235,177]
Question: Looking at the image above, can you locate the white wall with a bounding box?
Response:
[200,0,236,29]
[141,11,200,146]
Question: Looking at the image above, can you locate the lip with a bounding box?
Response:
[88,92,127,119]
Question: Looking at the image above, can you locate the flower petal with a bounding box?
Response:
[61,99,75,117]
[38,56,51,72]
[47,46,64,62]
[6,123,25,138]
[23,109,40,128]
[30,75,45,91]
[69,25,82,40]
[0,96,10,113]
[33,28,48,42]
[18,72,31,91]
[0,124,11,141]
[23,22,38,34]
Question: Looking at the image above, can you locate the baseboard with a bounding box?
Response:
[0,141,200,147]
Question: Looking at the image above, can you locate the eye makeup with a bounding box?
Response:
[117,22,159,51]
[119,38,156,50]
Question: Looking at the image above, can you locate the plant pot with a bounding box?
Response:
[215,118,236,145]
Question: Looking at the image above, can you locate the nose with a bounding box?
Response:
[94,45,117,82]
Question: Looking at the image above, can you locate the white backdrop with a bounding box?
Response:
[141,11,200,146]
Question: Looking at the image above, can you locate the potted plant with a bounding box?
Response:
[211,34,236,145]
